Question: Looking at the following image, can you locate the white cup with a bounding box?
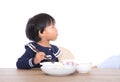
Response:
[76,62,92,73]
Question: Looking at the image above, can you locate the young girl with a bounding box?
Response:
[16,13,61,69]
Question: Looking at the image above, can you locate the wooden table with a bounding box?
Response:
[0,68,120,82]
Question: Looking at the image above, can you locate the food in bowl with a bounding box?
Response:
[62,59,76,65]
[40,62,63,66]
[40,62,76,76]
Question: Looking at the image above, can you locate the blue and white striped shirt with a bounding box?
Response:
[16,42,60,69]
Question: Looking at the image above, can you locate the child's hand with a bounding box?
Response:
[33,52,46,64]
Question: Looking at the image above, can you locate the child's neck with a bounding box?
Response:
[37,41,51,47]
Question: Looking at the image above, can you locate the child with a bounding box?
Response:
[16,13,61,69]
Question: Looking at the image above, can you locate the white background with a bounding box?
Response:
[0,0,120,68]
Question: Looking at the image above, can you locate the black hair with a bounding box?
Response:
[25,13,55,42]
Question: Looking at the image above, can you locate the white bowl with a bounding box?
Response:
[76,63,92,73]
[41,62,76,76]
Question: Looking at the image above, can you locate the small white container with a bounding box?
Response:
[76,63,92,73]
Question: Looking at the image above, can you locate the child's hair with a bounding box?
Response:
[25,13,55,42]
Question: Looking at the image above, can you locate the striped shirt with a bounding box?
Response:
[16,42,60,69]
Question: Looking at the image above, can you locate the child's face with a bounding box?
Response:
[40,24,58,41]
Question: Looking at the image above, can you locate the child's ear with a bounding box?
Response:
[38,31,44,37]
[38,31,43,37]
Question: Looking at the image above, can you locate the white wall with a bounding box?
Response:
[0,0,120,68]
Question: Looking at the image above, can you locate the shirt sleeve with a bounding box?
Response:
[16,45,39,69]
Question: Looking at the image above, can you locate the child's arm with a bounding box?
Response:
[16,46,45,69]
[16,48,37,69]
